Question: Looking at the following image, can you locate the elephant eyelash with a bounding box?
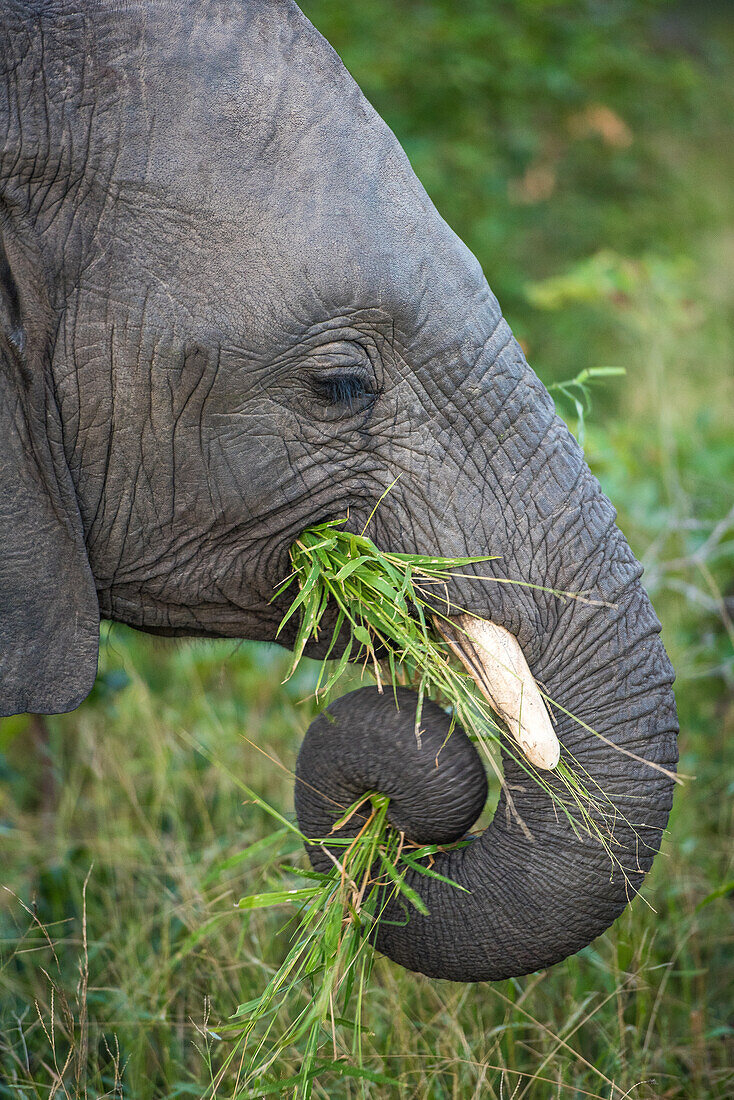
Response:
[311,371,377,411]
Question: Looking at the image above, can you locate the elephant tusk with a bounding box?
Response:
[434,616,560,770]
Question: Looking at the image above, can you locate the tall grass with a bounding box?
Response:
[0,603,731,1096]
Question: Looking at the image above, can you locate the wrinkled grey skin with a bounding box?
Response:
[0,0,677,981]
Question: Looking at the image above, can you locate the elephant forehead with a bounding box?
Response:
[112,2,409,222]
[98,2,483,341]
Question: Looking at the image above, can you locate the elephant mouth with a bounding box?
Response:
[436,615,560,770]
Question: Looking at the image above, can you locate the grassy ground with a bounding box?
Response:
[1,2,733,1097]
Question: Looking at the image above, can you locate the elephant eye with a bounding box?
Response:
[311,370,376,412]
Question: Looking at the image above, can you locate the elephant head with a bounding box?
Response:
[0,0,677,980]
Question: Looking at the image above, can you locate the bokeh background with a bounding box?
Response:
[1,1,732,1096]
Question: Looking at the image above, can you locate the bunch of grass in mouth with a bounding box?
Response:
[216,518,653,1094]
[274,517,620,838]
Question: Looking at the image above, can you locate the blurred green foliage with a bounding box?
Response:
[1,2,732,1097]
[301,0,720,327]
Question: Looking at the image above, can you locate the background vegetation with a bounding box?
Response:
[1,1,732,1096]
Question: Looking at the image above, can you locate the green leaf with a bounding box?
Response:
[376,850,429,916]
[388,552,497,568]
[280,864,331,883]
[333,554,374,581]
[320,635,353,695]
[325,1016,372,1035]
[399,854,469,892]
[236,887,322,910]
[275,558,321,636]
[696,880,734,910]
[201,827,294,885]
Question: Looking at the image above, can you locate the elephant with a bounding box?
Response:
[0,0,677,983]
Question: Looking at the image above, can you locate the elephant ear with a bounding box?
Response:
[0,211,99,717]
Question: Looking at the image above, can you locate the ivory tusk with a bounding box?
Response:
[435,615,560,770]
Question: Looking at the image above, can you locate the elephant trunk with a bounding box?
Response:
[295,566,677,981]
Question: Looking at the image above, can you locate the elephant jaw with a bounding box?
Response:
[434,616,560,771]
